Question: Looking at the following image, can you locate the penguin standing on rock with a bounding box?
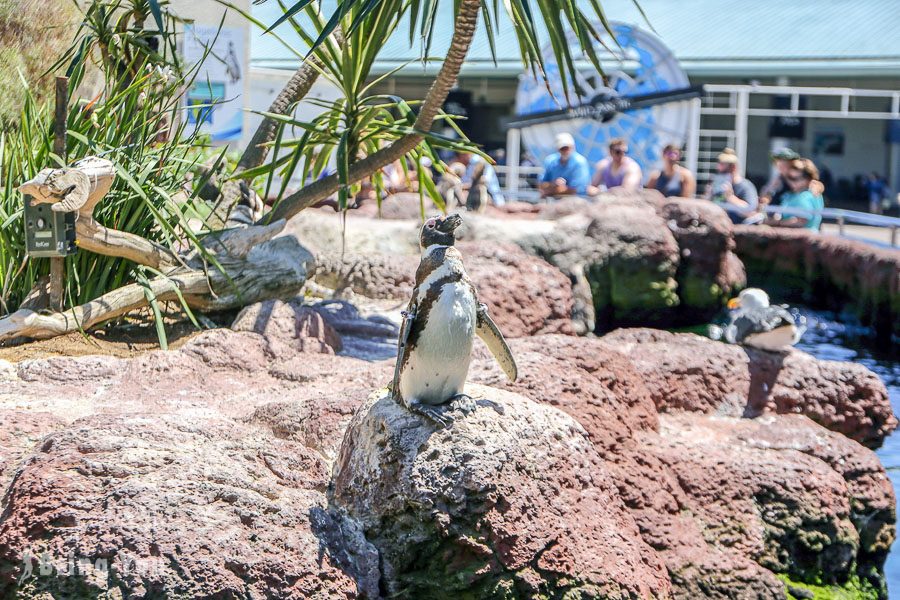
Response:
[717,288,806,351]
[392,214,517,426]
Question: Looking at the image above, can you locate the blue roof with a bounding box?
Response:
[250,0,900,77]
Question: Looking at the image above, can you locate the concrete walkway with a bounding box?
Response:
[820,223,899,248]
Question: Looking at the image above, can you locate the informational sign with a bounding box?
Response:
[814,129,845,155]
[183,25,245,143]
[769,96,806,140]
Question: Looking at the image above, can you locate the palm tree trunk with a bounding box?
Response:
[236,28,345,174]
[260,0,482,224]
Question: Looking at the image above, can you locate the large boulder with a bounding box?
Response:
[331,385,672,599]
[457,241,574,337]
[470,333,896,598]
[0,414,365,599]
[603,328,897,448]
[315,253,417,299]
[583,202,680,329]
[467,199,683,332]
[660,199,745,321]
[642,413,895,596]
[312,241,574,338]
[469,334,659,452]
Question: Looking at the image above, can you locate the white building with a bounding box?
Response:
[208,0,900,206]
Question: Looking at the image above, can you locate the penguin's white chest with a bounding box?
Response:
[400,281,476,405]
[744,324,799,351]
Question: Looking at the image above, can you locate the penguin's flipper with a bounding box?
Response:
[476,303,518,382]
[391,303,417,402]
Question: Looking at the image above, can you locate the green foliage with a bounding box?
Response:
[778,572,880,600]
[228,0,484,218]
[0,0,223,324]
[273,0,635,100]
[245,0,636,221]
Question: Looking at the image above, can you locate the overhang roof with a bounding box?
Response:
[250,0,900,78]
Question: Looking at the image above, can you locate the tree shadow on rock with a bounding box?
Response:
[742,347,788,418]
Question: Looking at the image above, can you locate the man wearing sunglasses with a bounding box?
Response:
[539,133,592,198]
[588,138,643,195]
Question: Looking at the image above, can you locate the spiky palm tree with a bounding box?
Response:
[231,0,635,222]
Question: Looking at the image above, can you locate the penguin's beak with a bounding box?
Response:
[437,213,463,233]
[727,298,741,309]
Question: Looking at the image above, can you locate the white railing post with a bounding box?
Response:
[735,89,750,174]
[506,127,521,197]
[685,97,701,181]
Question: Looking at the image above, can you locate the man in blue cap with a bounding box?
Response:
[539,132,591,198]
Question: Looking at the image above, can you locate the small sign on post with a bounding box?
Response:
[21,77,77,310]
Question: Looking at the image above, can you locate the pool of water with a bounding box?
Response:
[790,308,900,595]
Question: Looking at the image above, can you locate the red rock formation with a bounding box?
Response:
[0,414,362,599]
[0,322,894,598]
[472,333,896,597]
[331,386,673,598]
[660,198,746,318]
[314,241,575,338]
[457,241,574,337]
[603,328,897,448]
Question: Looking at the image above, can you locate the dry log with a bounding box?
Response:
[2,157,315,342]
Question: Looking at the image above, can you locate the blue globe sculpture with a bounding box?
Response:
[515,23,693,181]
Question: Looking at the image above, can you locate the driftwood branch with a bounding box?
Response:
[2,157,314,343]
[75,218,180,270]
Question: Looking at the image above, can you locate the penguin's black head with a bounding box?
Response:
[420,213,462,249]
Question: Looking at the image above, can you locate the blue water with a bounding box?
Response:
[791,308,900,595]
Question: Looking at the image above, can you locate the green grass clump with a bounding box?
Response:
[778,572,880,600]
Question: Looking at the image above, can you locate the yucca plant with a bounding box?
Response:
[225,0,477,219]
[0,0,223,339]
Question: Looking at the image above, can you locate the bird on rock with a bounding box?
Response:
[717,288,805,351]
[391,214,517,426]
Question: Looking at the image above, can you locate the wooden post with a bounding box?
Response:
[49,76,69,312]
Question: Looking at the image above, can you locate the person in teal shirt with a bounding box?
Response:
[766,158,824,231]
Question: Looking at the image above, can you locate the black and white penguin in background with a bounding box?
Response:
[713,288,806,351]
[392,214,517,425]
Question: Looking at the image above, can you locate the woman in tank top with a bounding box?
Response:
[587,138,643,195]
[647,144,696,198]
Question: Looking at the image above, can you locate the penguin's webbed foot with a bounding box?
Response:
[408,402,453,428]
[408,395,477,428]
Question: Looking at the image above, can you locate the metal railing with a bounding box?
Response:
[493,163,900,247]
[757,204,900,247]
